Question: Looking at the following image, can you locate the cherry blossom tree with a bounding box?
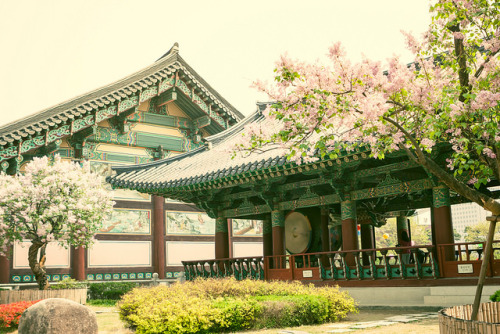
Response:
[0,155,114,289]
[239,0,500,216]
[238,0,499,318]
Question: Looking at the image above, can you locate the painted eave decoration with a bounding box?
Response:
[107,107,375,196]
[0,42,244,172]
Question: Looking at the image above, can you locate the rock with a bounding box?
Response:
[18,298,98,334]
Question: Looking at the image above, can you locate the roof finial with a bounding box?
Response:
[171,42,179,54]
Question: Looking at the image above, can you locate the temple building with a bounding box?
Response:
[0,44,266,284]
[2,43,499,288]
[108,106,500,286]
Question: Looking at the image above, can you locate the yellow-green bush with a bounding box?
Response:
[119,278,357,334]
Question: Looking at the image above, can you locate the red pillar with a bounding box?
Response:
[153,195,166,279]
[215,217,229,259]
[262,216,272,257]
[0,253,10,283]
[71,247,86,281]
[341,200,358,266]
[271,210,285,257]
[433,184,455,261]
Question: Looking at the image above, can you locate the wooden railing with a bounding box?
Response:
[182,256,264,281]
[437,240,500,278]
[265,245,438,281]
[182,242,500,282]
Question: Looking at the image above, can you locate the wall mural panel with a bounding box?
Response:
[232,219,263,236]
[166,211,215,235]
[99,209,151,234]
[90,161,151,201]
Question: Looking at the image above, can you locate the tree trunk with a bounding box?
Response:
[28,241,49,290]
[472,216,498,320]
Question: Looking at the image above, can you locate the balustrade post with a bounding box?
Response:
[341,199,358,266]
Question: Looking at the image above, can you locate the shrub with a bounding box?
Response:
[0,300,40,330]
[88,282,138,300]
[490,290,500,302]
[50,278,87,290]
[119,278,357,333]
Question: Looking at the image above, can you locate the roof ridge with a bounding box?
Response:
[0,49,180,135]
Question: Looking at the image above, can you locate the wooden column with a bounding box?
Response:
[396,214,410,246]
[0,253,10,283]
[320,207,330,267]
[433,184,455,261]
[71,247,86,281]
[262,216,272,257]
[271,210,285,257]
[358,212,375,266]
[72,143,86,281]
[215,217,229,259]
[341,200,358,266]
[152,195,166,279]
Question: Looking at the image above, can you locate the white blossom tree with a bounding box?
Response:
[0,155,114,289]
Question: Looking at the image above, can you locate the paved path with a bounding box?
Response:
[277,312,439,333]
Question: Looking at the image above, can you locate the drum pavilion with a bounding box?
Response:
[108,106,500,287]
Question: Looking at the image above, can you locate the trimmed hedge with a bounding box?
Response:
[119,278,357,333]
[88,282,138,300]
[0,300,40,331]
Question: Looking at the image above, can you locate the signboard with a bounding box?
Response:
[302,270,313,278]
[458,264,474,274]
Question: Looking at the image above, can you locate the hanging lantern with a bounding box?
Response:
[383,233,389,240]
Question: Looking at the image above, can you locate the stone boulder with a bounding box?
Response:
[18,298,98,334]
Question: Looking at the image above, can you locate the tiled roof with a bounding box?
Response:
[0,43,244,162]
[107,105,290,191]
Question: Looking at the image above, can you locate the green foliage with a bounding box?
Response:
[49,278,87,290]
[490,290,500,302]
[119,278,357,334]
[464,221,500,243]
[88,282,138,300]
[86,299,118,307]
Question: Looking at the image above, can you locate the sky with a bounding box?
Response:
[0,0,431,127]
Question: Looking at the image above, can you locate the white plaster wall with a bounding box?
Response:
[13,241,70,269]
[166,241,215,266]
[233,242,263,258]
[88,240,151,267]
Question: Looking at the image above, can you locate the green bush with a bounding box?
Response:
[49,278,87,290]
[86,299,118,307]
[490,290,500,302]
[119,278,357,334]
[88,282,138,300]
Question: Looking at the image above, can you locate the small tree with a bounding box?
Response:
[0,155,114,289]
